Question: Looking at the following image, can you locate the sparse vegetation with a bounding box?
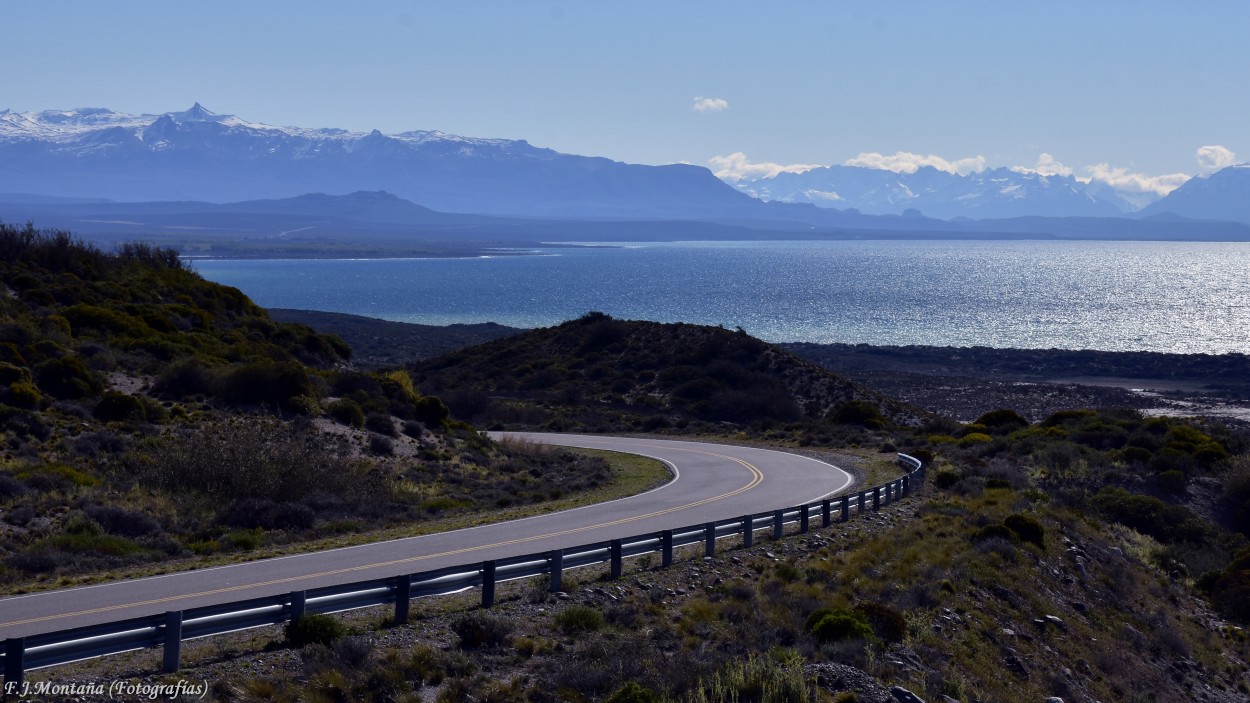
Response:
[6,224,1250,701]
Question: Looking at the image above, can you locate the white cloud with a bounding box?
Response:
[692,96,729,113]
[844,151,986,175]
[1196,145,1237,171]
[708,152,822,182]
[1083,163,1190,197]
[1011,153,1073,177]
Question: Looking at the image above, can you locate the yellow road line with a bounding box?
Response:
[1,446,763,630]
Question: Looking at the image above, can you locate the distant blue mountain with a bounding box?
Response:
[1138,164,1250,223]
[730,164,1136,219]
[0,104,761,220]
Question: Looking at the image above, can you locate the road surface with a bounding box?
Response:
[0,433,852,639]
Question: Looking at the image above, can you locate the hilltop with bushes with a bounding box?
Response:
[410,312,926,436]
[0,224,618,586]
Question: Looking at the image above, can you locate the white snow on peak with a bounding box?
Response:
[0,105,524,150]
[0,107,151,141]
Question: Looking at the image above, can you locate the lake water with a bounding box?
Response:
[193,240,1250,355]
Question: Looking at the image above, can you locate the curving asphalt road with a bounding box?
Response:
[0,434,852,640]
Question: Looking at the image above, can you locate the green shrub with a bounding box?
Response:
[368,433,395,456]
[16,463,100,489]
[328,398,366,428]
[854,601,907,643]
[1003,513,1045,548]
[933,471,960,490]
[974,409,1029,434]
[285,613,346,648]
[607,681,660,703]
[226,529,264,551]
[1158,469,1188,494]
[452,610,514,649]
[804,608,875,643]
[1118,446,1153,466]
[554,605,605,634]
[93,391,146,422]
[34,355,101,399]
[215,360,313,409]
[412,395,450,427]
[153,359,213,398]
[959,432,993,447]
[61,303,149,337]
[830,400,885,428]
[0,361,31,385]
[365,412,397,436]
[1091,486,1210,544]
[6,381,42,409]
[971,524,1016,544]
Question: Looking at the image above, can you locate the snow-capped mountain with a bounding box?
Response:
[0,104,758,219]
[1138,163,1250,223]
[731,164,1135,219]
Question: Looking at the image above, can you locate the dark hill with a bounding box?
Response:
[409,313,924,433]
[267,308,522,369]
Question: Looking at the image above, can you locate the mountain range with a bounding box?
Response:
[730,164,1138,219]
[1,104,1249,235]
[0,104,759,220]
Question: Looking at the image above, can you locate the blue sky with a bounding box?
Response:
[4,1,1246,193]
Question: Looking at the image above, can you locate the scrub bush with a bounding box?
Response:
[285,613,346,648]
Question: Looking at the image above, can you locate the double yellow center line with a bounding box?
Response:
[1,445,763,630]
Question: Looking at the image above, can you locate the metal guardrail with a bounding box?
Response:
[0,453,924,685]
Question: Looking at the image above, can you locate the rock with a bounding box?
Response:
[1044,615,1066,629]
[1004,650,1029,676]
[805,663,895,703]
[1044,698,1065,703]
[890,685,926,703]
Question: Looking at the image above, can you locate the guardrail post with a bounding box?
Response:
[841,496,850,522]
[394,575,411,625]
[290,591,306,623]
[162,610,183,674]
[704,522,716,557]
[661,530,673,568]
[549,550,564,592]
[902,475,909,496]
[858,492,866,515]
[821,499,832,527]
[742,515,753,547]
[4,638,25,692]
[883,482,892,504]
[482,561,497,608]
[799,505,810,534]
[873,487,881,510]
[610,539,623,579]
[772,510,784,539]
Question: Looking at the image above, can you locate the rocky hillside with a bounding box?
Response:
[409,313,926,434]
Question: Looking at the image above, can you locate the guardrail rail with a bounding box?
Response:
[0,453,924,686]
